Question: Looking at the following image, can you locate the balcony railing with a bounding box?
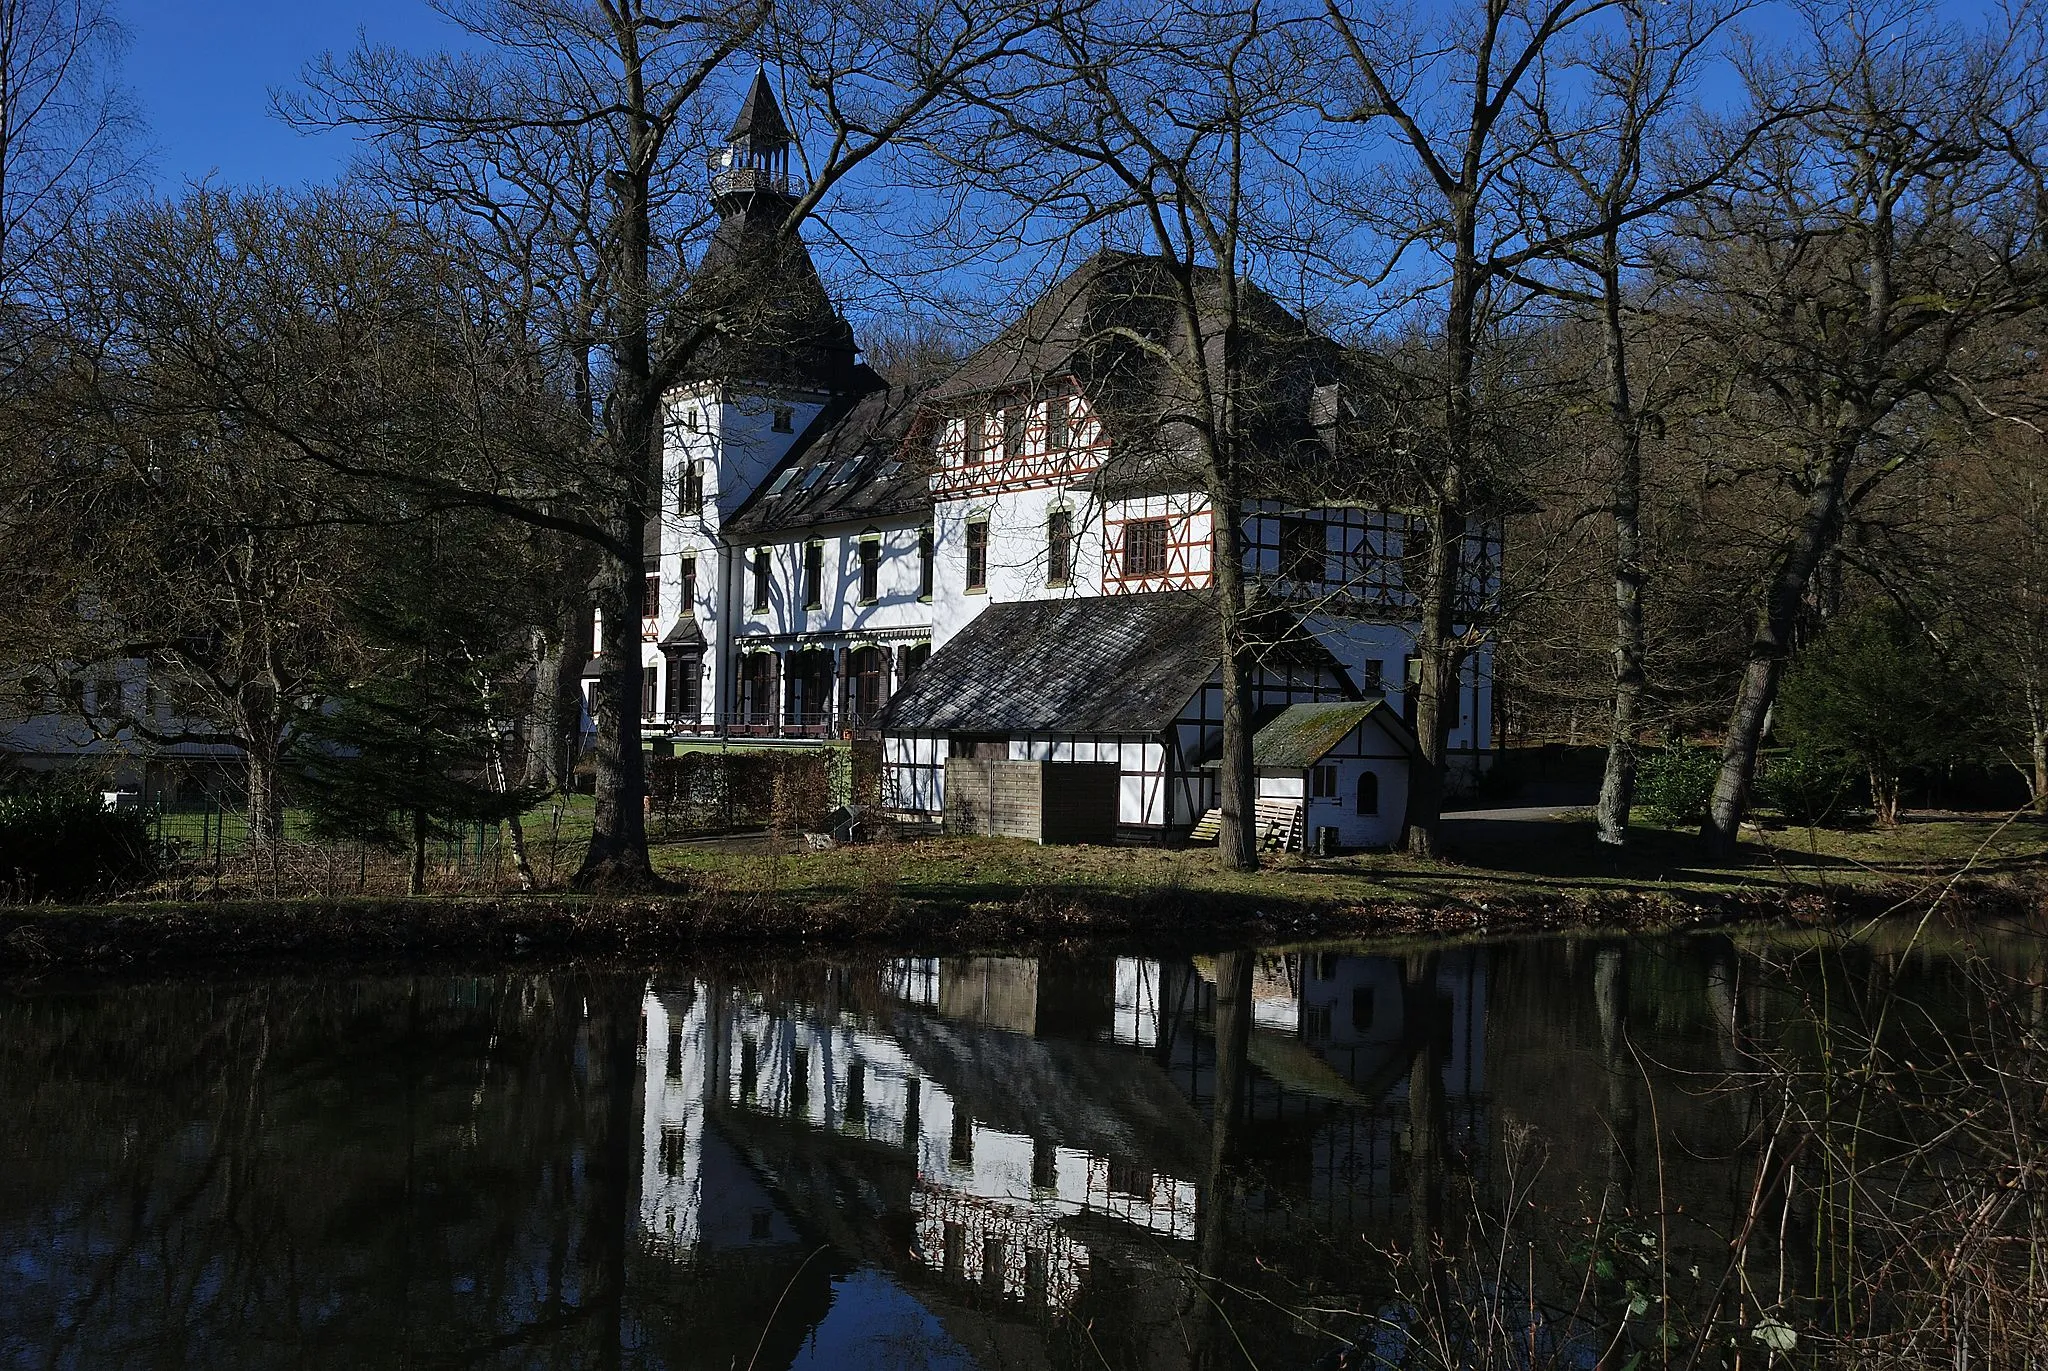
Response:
[653,706,888,742]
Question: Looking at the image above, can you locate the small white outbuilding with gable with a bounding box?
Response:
[1245,700,1418,852]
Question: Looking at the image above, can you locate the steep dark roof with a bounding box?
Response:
[880,592,1224,735]
[728,69,790,144]
[923,252,1357,503]
[725,375,936,536]
[1249,699,1418,768]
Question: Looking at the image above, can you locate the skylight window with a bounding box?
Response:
[766,469,798,497]
[800,465,830,491]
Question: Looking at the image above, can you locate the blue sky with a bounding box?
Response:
[125,2,468,189]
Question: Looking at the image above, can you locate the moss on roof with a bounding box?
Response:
[1250,700,1414,769]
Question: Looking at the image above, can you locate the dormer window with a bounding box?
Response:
[772,406,794,433]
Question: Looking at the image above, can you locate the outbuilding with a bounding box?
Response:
[1244,700,1417,851]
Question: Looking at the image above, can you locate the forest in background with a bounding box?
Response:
[0,0,2044,888]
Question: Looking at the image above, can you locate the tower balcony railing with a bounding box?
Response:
[710,165,797,200]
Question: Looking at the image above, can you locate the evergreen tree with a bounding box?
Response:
[1776,605,1995,827]
[295,517,540,894]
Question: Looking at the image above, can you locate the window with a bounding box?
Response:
[1045,395,1069,451]
[1311,764,1338,798]
[900,641,931,680]
[642,665,659,718]
[1357,770,1380,815]
[965,519,988,591]
[1362,658,1384,691]
[680,555,696,613]
[858,538,880,602]
[1003,405,1026,458]
[1123,518,1168,577]
[772,406,794,433]
[679,460,704,513]
[1280,517,1324,583]
[666,652,702,722]
[803,541,824,609]
[918,526,934,598]
[643,569,660,620]
[742,653,777,724]
[683,408,699,432]
[751,548,770,612]
[848,646,886,721]
[1046,508,1073,585]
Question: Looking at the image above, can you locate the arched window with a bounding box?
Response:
[1356,770,1380,816]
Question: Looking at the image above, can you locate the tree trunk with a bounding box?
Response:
[1595,250,1646,847]
[409,807,427,896]
[573,116,659,888]
[2033,725,2047,815]
[522,619,575,794]
[1870,767,1901,827]
[1408,207,1477,859]
[1213,493,1258,871]
[244,734,283,852]
[1701,436,1856,858]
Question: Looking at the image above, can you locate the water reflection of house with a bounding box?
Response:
[633,946,1493,1365]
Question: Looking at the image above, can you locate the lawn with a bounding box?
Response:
[143,792,2047,913]
[645,809,2048,911]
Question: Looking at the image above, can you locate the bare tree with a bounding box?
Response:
[288,0,1049,887]
[1504,0,1756,844]
[1677,0,2048,856]
[918,0,1343,869]
[0,0,132,301]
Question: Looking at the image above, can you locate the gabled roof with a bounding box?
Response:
[725,375,936,536]
[659,616,706,650]
[921,251,1368,503]
[1249,699,1419,769]
[879,591,1224,735]
[879,590,1353,736]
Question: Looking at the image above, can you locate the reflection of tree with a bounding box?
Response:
[1401,952,1451,1321]
[1192,948,1253,1370]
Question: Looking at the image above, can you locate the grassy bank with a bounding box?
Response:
[3,810,2042,971]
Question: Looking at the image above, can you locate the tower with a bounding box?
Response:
[648,69,874,732]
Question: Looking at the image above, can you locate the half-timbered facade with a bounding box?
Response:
[627,74,1499,839]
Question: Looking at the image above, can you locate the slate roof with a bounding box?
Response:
[1248,699,1419,769]
[728,69,790,144]
[725,374,936,536]
[922,251,1369,503]
[879,591,1225,735]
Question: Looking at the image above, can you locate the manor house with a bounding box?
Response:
[618,74,1499,843]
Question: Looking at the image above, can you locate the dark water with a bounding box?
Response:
[0,929,2028,1369]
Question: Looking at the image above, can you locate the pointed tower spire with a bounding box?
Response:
[728,67,791,145]
[711,68,797,211]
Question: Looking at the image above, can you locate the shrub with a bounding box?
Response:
[1634,744,1721,826]
[0,782,156,900]
[1756,745,1864,826]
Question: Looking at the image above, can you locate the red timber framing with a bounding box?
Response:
[929,385,1108,500]
[1103,496,1214,595]
[1240,504,1503,617]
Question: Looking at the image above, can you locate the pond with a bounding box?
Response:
[2,925,2042,1369]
